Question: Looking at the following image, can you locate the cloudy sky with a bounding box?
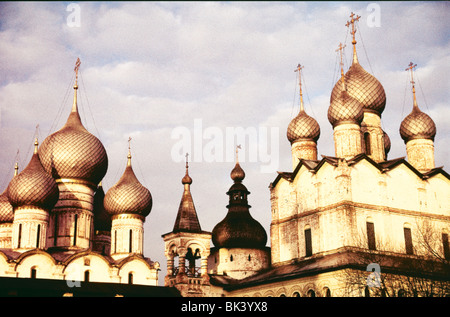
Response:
[0,1,448,283]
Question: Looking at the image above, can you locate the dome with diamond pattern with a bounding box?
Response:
[103,153,152,217]
[7,140,59,211]
[287,109,320,144]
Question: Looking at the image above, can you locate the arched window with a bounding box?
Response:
[73,214,78,246]
[248,254,251,261]
[17,223,22,248]
[323,287,331,297]
[304,226,312,257]
[31,267,37,279]
[129,229,133,253]
[230,255,233,262]
[128,272,134,285]
[364,286,370,297]
[307,289,316,297]
[36,224,41,249]
[293,292,301,297]
[364,132,371,155]
[84,270,90,282]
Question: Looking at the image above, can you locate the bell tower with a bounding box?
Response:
[162,154,212,297]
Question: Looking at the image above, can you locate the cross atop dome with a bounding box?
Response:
[346,12,361,63]
[405,62,419,108]
[294,64,305,112]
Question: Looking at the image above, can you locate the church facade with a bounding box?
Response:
[0,12,448,297]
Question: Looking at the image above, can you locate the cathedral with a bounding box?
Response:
[0,12,449,297]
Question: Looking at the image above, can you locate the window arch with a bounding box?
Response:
[307,289,316,297]
[84,270,90,282]
[128,272,134,285]
[366,219,376,250]
[31,267,37,279]
[364,132,371,155]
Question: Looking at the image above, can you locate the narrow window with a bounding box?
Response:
[129,229,133,253]
[128,272,133,285]
[248,254,251,261]
[364,132,371,155]
[230,255,233,262]
[17,224,22,248]
[84,270,90,282]
[114,230,117,253]
[442,233,450,260]
[73,214,78,246]
[53,214,58,246]
[367,221,376,250]
[36,224,41,249]
[31,268,37,279]
[305,228,312,257]
[404,227,413,255]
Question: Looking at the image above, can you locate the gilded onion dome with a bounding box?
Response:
[287,64,320,144]
[7,139,59,211]
[328,81,364,128]
[0,191,14,223]
[38,59,108,185]
[0,164,17,223]
[383,131,391,155]
[212,151,267,249]
[400,106,436,143]
[400,62,436,143]
[331,13,386,116]
[103,150,152,217]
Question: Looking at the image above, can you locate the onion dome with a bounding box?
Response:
[93,182,111,232]
[38,59,108,185]
[383,131,391,155]
[7,139,59,211]
[400,106,436,143]
[400,63,436,143]
[0,191,14,223]
[103,149,152,217]
[212,154,267,249]
[331,13,386,116]
[328,81,364,128]
[287,64,321,144]
[172,157,202,233]
[0,164,17,223]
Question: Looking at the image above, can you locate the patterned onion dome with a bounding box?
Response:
[212,162,267,249]
[399,104,436,143]
[0,191,14,223]
[331,62,386,116]
[7,140,59,211]
[39,86,108,185]
[287,110,320,144]
[328,87,364,128]
[103,153,152,217]
[383,131,391,155]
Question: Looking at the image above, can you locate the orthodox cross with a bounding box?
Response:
[336,42,347,89]
[74,58,81,86]
[405,62,418,107]
[346,12,361,45]
[185,152,189,170]
[294,64,305,111]
[236,144,242,163]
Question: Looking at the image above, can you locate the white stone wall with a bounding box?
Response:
[271,157,450,265]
